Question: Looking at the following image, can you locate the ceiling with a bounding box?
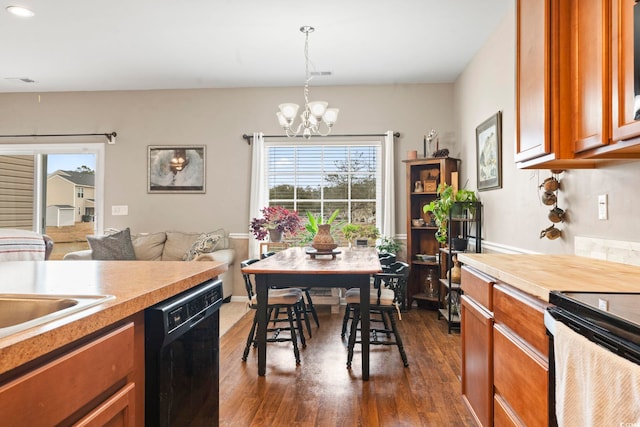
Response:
[0,0,511,93]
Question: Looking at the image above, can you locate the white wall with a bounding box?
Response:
[0,84,454,237]
[453,2,640,254]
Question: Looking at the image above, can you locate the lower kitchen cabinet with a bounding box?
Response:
[0,314,144,426]
[460,267,550,427]
[461,266,495,427]
[492,283,550,427]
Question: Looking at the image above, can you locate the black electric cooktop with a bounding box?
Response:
[549,291,640,347]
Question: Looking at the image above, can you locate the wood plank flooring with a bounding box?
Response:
[219,305,474,426]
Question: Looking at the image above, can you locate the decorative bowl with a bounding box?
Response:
[412,218,425,227]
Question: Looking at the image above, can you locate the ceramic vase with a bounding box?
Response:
[312,224,337,252]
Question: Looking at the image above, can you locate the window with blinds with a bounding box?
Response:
[265,142,381,225]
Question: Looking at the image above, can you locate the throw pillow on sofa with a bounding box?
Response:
[87,228,136,260]
[183,232,221,261]
[131,232,166,260]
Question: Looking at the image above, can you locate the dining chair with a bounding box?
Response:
[340,252,396,338]
[241,258,307,365]
[261,250,319,337]
[345,261,410,368]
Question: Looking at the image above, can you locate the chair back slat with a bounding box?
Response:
[241,258,261,302]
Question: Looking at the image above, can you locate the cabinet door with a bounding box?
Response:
[571,0,610,153]
[515,0,553,162]
[611,0,640,143]
[461,295,493,427]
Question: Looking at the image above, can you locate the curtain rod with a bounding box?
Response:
[242,132,400,145]
[0,132,117,144]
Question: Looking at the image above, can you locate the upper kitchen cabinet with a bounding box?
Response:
[515,0,640,168]
[608,0,640,154]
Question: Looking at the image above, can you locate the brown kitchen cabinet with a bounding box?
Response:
[404,157,458,309]
[461,266,495,427]
[460,267,551,427]
[492,283,550,427]
[0,315,144,426]
[515,0,640,168]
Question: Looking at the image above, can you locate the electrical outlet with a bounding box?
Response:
[112,205,128,216]
[598,194,608,220]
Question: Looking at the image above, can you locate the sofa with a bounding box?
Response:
[0,229,54,261]
[63,229,235,300]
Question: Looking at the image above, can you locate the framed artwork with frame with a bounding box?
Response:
[147,145,206,193]
[476,111,502,191]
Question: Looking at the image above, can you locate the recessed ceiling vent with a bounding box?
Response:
[5,77,37,83]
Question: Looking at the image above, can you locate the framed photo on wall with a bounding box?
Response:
[148,145,206,193]
[476,111,502,191]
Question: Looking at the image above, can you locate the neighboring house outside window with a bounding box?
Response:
[47,170,95,223]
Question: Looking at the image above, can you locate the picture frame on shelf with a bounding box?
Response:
[476,111,502,191]
[147,145,206,193]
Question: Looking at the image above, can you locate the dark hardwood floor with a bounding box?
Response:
[219,305,474,426]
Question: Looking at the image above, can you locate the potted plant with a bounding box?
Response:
[377,236,402,255]
[341,223,380,247]
[249,206,303,241]
[298,209,342,245]
[423,183,478,244]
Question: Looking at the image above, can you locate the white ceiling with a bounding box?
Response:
[0,0,511,93]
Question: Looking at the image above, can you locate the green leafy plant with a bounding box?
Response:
[377,236,402,254]
[298,209,342,245]
[341,223,380,246]
[423,183,478,244]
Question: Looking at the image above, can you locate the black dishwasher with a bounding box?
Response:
[145,278,222,427]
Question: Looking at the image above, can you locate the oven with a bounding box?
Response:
[145,278,222,427]
[545,291,640,426]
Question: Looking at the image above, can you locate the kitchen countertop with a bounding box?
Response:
[0,260,227,376]
[457,253,640,302]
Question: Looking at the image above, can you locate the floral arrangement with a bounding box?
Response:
[250,206,303,240]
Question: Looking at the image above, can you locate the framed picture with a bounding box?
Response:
[476,111,502,191]
[148,145,206,193]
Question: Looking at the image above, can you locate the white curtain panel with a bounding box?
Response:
[248,132,266,259]
[382,130,396,239]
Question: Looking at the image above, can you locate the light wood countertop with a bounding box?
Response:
[0,260,227,376]
[456,254,640,302]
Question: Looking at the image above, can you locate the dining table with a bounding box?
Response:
[241,246,382,380]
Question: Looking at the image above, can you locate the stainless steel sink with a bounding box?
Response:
[0,294,114,338]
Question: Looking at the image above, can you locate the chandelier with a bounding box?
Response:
[277,26,339,139]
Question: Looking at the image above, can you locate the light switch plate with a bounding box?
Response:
[598,194,608,220]
[112,205,128,216]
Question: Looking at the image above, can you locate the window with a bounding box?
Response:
[264,141,381,226]
[0,143,104,234]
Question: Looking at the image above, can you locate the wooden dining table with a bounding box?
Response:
[241,246,382,380]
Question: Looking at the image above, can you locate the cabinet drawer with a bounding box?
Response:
[494,324,548,427]
[461,266,495,310]
[493,283,549,357]
[0,322,135,426]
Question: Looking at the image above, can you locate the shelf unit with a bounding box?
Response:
[403,157,459,309]
[439,201,482,333]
